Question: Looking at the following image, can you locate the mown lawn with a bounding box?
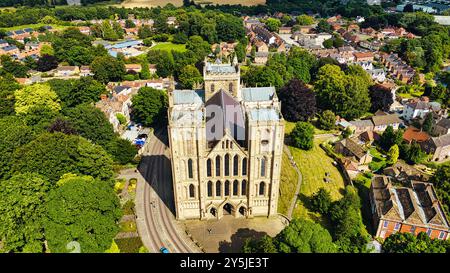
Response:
[278,152,299,215]
[150,42,187,52]
[289,138,346,228]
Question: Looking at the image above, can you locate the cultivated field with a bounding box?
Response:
[119,0,265,8]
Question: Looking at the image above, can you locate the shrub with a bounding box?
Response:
[122,199,135,215]
[115,237,143,253]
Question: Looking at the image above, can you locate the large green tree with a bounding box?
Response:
[131,87,168,127]
[14,83,61,116]
[178,65,203,89]
[290,121,314,150]
[91,55,126,83]
[383,232,449,253]
[0,74,20,117]
[44,174,121,253]
[0,173,52,253]
[11,133,114,182]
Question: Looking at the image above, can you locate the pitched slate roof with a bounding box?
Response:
[371,113,402,126]
[242,87,275,102]
[205,90,245,142]
[436,118,450,129]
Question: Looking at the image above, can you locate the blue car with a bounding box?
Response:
[160,247,169,253]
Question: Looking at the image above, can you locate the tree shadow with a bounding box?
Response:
[298,192,313,211]
[218,228,267,253]
[138,153,176,216]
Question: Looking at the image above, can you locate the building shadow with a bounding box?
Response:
[138,153,176,217]
[153,126,169,147]
[218,228,267,253]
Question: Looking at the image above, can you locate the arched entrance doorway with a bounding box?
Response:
[238,206,246,217]
[223,203,233,215]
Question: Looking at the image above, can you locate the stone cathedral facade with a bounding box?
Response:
[167,58,285,220]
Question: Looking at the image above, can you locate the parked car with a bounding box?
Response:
[160,247,169,253]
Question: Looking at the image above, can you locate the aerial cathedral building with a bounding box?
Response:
[167,57,285,220]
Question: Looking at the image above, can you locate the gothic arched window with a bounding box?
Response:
[207,181,213,197]
[211,83,215,93]
[187,159,193,179]
[241,180,247,195]
[233,155,239,176]
[225,180,230,196]
[242,158,247,176]
[259,182,265,196]
[215,155,221,176]
[224,154,230,176]
[189,184,195,198]
[216,181,221,197]
[233,180,239,196]
[207,159,212,177]
[229,82,233,93]
[260,157,266,177]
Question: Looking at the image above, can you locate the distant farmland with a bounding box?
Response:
[119,0,265,8]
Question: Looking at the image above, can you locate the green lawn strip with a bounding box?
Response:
[150,42,187,52]
[353,174,375,235]
[115,237,143,253]
[119,220,137,233]
[278,152,299,215]
[288,139,346,229]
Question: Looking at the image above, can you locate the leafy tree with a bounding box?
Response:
[14,83,61,116]
[275,219,336,253]
[178,65,203,89]
[314,64,371,120]
[369,83,394,112]
[387,144,399,165]
[422,113,433,134]
[402,142,427,165]
[0,55,28,77]
[140,62,151,80]
[105,137,137,165]
[383,232,449,253]
[316,19,332,33]
[36,54,58,72]
[290,121,314,150]
[310,188,333,215]
[278,79,317,122]
[0,116,34,180]
[323,38,334,49]
[333,37,344,48]
[11,132,114,182]
[0,173,52,253]
[40,44,54,56]
[318,110,336,131]
[147,50,174,78]
[91,56,126,83]
[216,15,245,42]
[47,117,77,135]
[44,174,121,253]
[296,15,314,25]
[265,18,281,32]
[172,32,188,44]
[138,25,153,39]
[287,47,317,83]
[0,74,20,117]
[131,87,168,127]
[431,165,450,216]
[378,126,403,152]
[65,103,115,146]
[242,65,284,88]
[342,127,353,139]
[329,186,370,253]
[242,235,277,253]
[125,19,136,28]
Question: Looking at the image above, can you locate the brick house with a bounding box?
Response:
[370,176,450,240]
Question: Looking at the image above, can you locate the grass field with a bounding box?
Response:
[289,138,346,227]
[1,23,68,32]
[150,42,187,52]
[118,0,265,8]
[284,120,338,136]
[278,152,299,215]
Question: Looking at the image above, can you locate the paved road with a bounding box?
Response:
[135,130,201,253]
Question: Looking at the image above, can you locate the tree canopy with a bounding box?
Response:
[131,87,168,127]
[278,79,317,122]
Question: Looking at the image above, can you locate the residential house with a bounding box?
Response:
[55,66,80,77]
[403,98,442,121]
[77,67,91,77]
[255,40,269,53]
[254,52,269,65]
[350,119,374,135]
[293,33,332,48]
[422,134,450,162]
[402,126,431,144]
[433,118,450,136]
[369,176,449,240]
[371,112,402,132]
[347,24,360,32]
[334,138,373,165]
[354,52,374,62]
[358,130,380,145]
[149,64,157,75]
[167,17,177,27]
[278,27,292,34]
[125,63,142,73]
[78,26,90,35]
[96,93,132,132]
